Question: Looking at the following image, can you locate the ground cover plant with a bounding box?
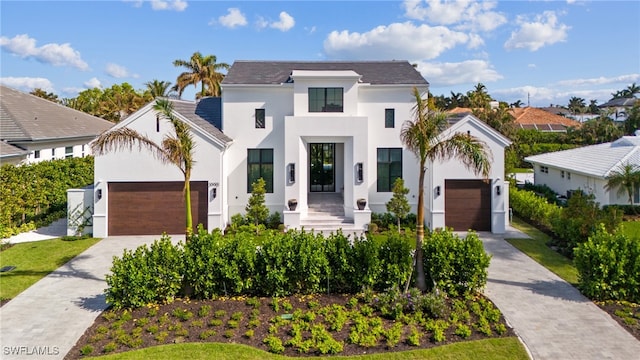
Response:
[0,237,100,304]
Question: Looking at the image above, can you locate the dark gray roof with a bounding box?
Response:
[1,85,114,142]
[170,98,232,144]
[599,97,638,108]
[0,140,29,158]
[222,61,428,85]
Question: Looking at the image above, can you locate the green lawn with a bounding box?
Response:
[92,338,528,360]
[621,220,640,239]
[0,237,100,301]
[507,217,579,285]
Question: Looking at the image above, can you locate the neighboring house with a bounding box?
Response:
[598,97,638,122]
[92,61,511,237]
[0,85,113,165]
[525,136,640,206]
[0,140,29,165]
[509,107,581,132]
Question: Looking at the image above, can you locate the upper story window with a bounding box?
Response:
[385,109,395,128]
[255,109,265,129]
[309,87,343,112]
[65,146,73,158]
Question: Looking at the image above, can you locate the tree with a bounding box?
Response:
[624,103,640,135]
[400,87,492,291]
[246,178,269,229]
[568,96,586,116]
[144,79,175,98]
[386,178,411,232]
[587,99,600,115]
[91,99,196,237]
[30,88,59,103]
[510,100,523,108]
[605,162,640,207]
[173,52,230,99]
[467,83,492,108]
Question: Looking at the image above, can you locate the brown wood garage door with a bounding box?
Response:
[445,179,491,231]
[108,181,208,236]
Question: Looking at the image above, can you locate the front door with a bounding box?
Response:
[310,143,335,192]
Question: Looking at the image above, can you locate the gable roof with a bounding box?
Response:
[222,61,428,86]
[170,98,232,144]
[0,85,114,142]
[509,107,580,131]
[0,140,29,159]
[599,97,638,108]
[525,136,640,178]
[444,113,512,148]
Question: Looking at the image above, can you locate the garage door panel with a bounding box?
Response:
[445,180,491,231]
[108,181,208,236]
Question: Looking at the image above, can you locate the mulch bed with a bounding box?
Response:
[596,301,640,341]
[65,293,515,359]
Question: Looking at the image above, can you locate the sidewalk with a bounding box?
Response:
[481,227,640,359]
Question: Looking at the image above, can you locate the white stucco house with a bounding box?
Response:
[92,61,511,237]
[525,136,640,206]
[0,85,114,165]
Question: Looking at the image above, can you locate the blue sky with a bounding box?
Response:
[1,0,638,107]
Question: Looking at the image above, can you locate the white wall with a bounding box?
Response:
[15,139,94,164]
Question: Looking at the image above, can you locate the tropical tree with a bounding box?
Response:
[587,99,600,114]
[173,52,230,99]
[605,162,640,207]
[613,83,640,99]
[624,103,640,135]
[568,96,586,116]
[467,83,492,108]
[400,87,492,291]
[510,100,523,108]
[30,88,59,103]
[144,79,175,99]
[91,99,196,237]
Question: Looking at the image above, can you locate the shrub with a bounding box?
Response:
[509,186,561,230]
[422,229,491,297]
[574,225,640,302]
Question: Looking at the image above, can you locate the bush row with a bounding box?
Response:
[0,157,94,238]
[106,228,491,309]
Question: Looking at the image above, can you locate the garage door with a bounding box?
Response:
[445,179,491,231]
[108,181,208,236]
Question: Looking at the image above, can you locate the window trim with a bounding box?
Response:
[385,108,395,128]
[34,150,40,159]
[65,146,73,159]
[247,148,274,193]
[377,148,403,192]
[255,108,266,129]
[308,87,344,113]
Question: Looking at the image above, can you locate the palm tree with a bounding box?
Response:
[173,52,230,99]
[91,99,196,237]
[468,83,491,108]
[144,79,175,98]
[605,162,640,207]
[568,96,586,116]
[625,83,640,98]
[400,87,492,291]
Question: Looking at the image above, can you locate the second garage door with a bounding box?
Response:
[108,181,208,236]
[444,179,491,231]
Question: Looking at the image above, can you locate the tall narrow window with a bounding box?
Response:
[247,149,274,193]
[34,150,40,159]
[385,109,395,128]
[377,148,402,192]
[65,146,73,158]
[309,88,343,112]
[156,115,160,132]
[255,109,265,128]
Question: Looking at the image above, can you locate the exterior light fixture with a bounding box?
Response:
[356,163,363,182]
[435,186,441,197]
[289,163,295,183]
[496,186,501,196]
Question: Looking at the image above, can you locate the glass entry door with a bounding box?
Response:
[310,143,335,192]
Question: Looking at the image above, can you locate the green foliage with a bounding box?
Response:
[509,186,562,230]
[0,157,94,238]
[574,225,640,302]
[262,335,285,354]
[422,229,491,297]
[246,178,270,227]
[386,178,411,231]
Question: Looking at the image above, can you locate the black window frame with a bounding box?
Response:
[385,108,395,128]
[377,148,403,192]
[34,150,40,159]
[247,148,274,193]
[308,87,344,113]
[255,108,265,129]
[65,146,73,159]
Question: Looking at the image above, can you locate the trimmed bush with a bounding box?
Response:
[509,186,561,230]
[574,225,640,303]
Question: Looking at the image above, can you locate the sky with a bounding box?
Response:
[1,0,639,108]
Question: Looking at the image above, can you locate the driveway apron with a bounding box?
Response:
[480,228,640,360]
[0,235,184,360]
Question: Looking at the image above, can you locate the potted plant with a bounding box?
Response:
[357,198,367,210]
[287,199,298,211]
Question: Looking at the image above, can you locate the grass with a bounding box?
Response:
[507,217,579,285]
[0,237,100,300]
[90,338,528,360]
[621,220,640,239]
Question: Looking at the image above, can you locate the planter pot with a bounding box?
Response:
[288,199,298,211]
[357,198,367,210]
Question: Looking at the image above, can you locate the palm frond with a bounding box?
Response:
[91,127,166,161]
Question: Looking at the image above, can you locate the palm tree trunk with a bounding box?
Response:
[184,174,193,239]
[415,162,427,291]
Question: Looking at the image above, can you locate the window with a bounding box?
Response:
[247,149,274,193]
[65,146,73,158]
[34,150,40,159]
[81,145,86,157]
[561,171,565,178]
[635,185,640,204]
[309,87,343,112]
[567,172,571,180]
[540,166,548,174]
[255,109,265,129]
[385,109,395,128]
[377,148,402,192]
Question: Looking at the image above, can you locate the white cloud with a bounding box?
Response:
[0,77,54,92]
[504,11,570,51]
[324,22,469,60]
[403,0,506,32]
[555,74,640,87]
[150,0,187,11]
[105,63,131,78]
[84,77,102,89]
[0,34,89,70]
[306,26,317,34]
[218,8,247,28]
[528,64,537,69]
[271,11,295,31]
[255,11,295,31]
[415,59,503,86]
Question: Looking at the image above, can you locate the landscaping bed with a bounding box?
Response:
[597,300,640,341]
[66,292,514,359]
